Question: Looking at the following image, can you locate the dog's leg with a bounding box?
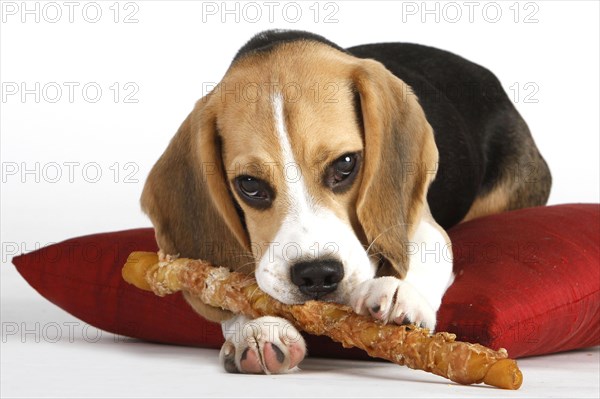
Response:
[219,315,306,374]
[350,214,454,331]
[463,115,552,222]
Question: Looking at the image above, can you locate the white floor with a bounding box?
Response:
[2,265,599,398]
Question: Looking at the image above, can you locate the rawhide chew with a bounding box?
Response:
[122,251,523,390]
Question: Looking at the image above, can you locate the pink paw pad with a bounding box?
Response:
[239,347,263,374]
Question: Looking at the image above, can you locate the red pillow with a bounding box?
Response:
[438,204,600,357]
[12,204,600,359]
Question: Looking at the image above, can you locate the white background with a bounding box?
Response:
[1,1,599,398]
[1,1,599,250]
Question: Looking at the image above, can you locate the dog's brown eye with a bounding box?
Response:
[325,152,361,193]
[334,155,356,180]
[234,176,274,209]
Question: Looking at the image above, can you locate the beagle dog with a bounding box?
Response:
[141,30,551,374]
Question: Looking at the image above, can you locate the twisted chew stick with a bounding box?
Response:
[122,251,522,389]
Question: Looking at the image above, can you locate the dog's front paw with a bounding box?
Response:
[220,316,306,374]
[350,277,436,330]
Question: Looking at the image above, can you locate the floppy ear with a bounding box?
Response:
[353,59,439,279]
[140,96,251,269]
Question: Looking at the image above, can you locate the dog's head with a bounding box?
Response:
[141,36,438,306]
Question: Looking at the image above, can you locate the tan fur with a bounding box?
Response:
[351,59,439,278]
[462,182,511,222]
[140,91,253,322]
[141,41,440,321]
[462,140,551,223]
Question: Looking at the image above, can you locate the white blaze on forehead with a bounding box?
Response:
[272,93,314,216]
[273,94,294,174]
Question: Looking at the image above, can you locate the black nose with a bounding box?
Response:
[290,260,344,299]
